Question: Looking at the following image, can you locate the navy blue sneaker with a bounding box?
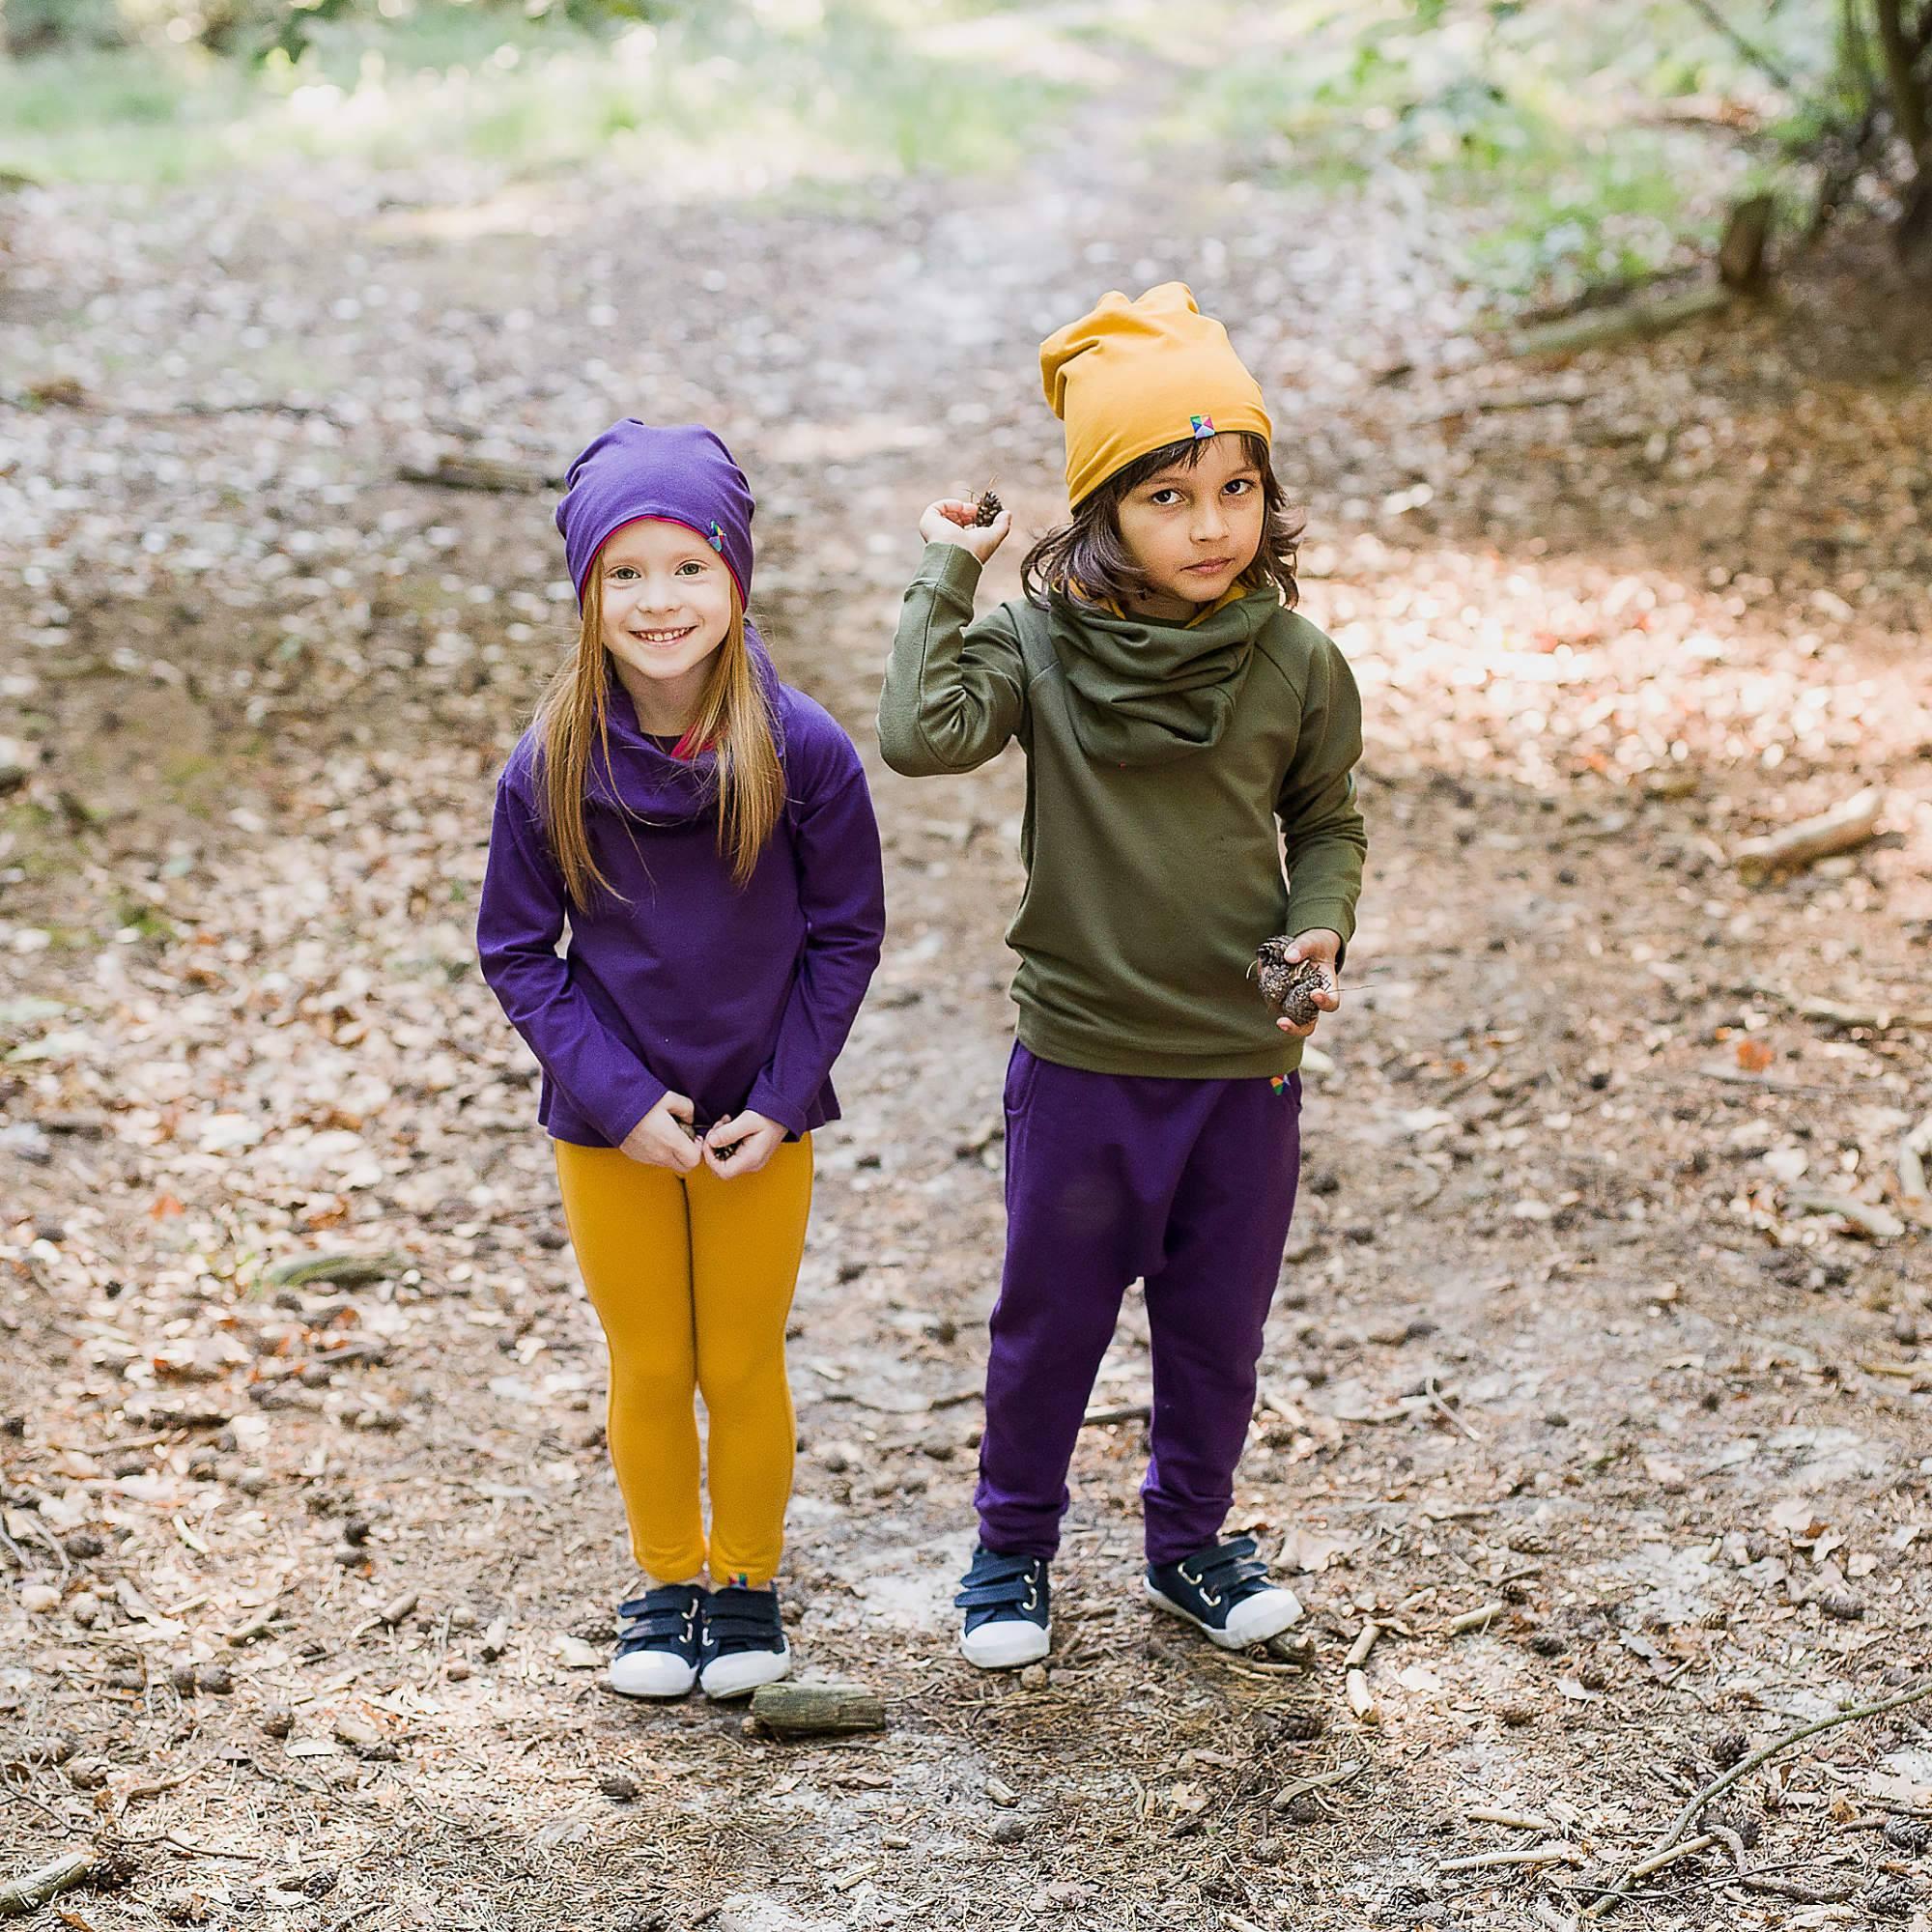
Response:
[610,1583,705,1698]
[698,1585,791,1699]
[1146,1534,1302,1650]
[954,1546,1050,1669]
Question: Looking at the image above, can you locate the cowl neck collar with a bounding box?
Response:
[1048,587,1277,767]
[586,623,783,820]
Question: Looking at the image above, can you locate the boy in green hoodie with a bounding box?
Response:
[878,284,1367,1669]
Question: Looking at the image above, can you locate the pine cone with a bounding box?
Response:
[973,488,1004,527]
[1263,1704,1326,1742]
[1254,938,1333,1027]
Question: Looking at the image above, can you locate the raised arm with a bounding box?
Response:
[877,499,1029,776]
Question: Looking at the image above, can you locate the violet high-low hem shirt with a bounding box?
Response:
[477,671,886,1149]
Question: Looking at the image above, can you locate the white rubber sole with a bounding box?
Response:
[698,1641,791,1701]
[1146,1581,1303,1649]
[960,1617,1051,1670]
[609,1651,698,1699]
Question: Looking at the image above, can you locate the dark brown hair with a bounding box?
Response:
[1021,430,1303,612]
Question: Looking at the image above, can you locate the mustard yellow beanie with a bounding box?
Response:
[1039,282,1271,508]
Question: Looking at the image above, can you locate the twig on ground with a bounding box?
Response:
[1734,787,1883,881]
[1626,1833,1717,1880]
[1440,1842,1584,1873]
[1346,1669,1378,1723]
[0,1846,96,1916]
[112,1764,201,1822]
[1271,1764,1362,1809]
[1581,1677,1932,1918]
[1447,1602,1505,1635]
[1345,1623,1379,1670]
[1466,1805,1557,1831]
[1897,1111,1932,1227]
[1424,1377,1483,1441]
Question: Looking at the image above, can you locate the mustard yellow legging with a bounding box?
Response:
[554,1136,812,1588]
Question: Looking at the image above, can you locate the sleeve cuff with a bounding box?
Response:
[919,541,984,591]
[746,1077,810,1140]
[588,1074,667,1151]
[1284,903,1358,972]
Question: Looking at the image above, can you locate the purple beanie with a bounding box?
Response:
[554,420,755,612]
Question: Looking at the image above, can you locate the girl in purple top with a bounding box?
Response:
[477,420,885,1701]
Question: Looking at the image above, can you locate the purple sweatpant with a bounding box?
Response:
[976,1043,1302,1566]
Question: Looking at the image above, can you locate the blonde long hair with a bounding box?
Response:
[531,570,784,906]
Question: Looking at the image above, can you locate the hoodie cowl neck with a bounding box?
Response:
[583,625,784,822]
[1047,586,1278,767]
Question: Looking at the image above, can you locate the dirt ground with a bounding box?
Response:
[3,39,1932,1932]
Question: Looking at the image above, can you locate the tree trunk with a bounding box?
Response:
[1874,0,1928,155]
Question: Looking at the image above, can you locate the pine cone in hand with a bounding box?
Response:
[973,488,1004,527]
[1254,938,1334,1028]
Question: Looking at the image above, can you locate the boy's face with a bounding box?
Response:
[1114,433,1265,622]
[596,517,734,705]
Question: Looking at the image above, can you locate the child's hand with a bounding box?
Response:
[1275,929,1344,1037]
[621,1092,703,1172]
[703,1110,785,1178]
[919,498,1010,565]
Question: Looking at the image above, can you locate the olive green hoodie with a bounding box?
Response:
[878,544,1366,1079]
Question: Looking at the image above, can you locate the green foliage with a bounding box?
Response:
[1172,0,1865,303]
[0,0,1076,186]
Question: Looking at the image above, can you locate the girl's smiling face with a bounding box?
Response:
[596,517,735,729]
[1113,433,1265,623]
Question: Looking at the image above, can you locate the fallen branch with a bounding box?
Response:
[1897,1112,1932,1228]
[264,1252,410,1290]
[1509,285,1734,360]
[1345,1622,1379,1670]
[750,1682,886,1739]
[1407,381,1597,425]
[1627,1833,1718,1880]
[1425,1377,1483,1441]
[1346,1669,1378,1724]
[1786,1192,1906,1241]
[1747,982,1932,1031]
[1734,1872,1855,1902]
[1447,1602,1505,1635]
[1582,1676,1932,1918]
[1467,1805,1558,1832]
[398,453,558,494]
[1270,1762,1362,1810]
[1082,1403,1151,1428]
[0,1846,96,1915]
[1734,788,1883,882]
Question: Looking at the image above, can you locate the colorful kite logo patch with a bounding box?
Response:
[707,521,724,553]
[1190,413,1215,439]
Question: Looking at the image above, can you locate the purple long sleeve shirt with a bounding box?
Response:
[477,672,886,1148]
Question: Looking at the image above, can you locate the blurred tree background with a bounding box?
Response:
[1,0,1928,297]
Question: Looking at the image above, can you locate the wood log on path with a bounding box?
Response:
[1734,788,1883,882]
[750,1682,887,1738]
[0,1847,96,1917]
[1508,284,1735,360]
